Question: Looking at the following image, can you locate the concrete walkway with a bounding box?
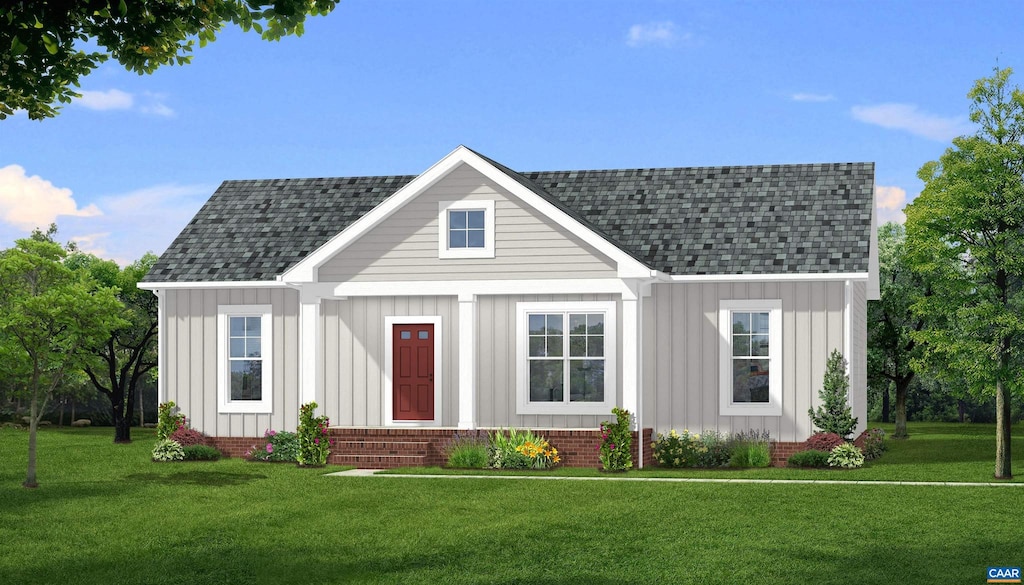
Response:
[325,468,1024,487]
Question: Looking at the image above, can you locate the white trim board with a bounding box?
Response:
[383,316,444,427]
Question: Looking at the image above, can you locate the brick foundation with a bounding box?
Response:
[770,441,804,467]
[210,428,655,469]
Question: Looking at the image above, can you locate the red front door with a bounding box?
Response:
[393,324,434,421]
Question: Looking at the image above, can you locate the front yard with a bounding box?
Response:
[0,424,1021,584]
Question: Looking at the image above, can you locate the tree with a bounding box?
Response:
[906,67,1024,479]
[67,252,158,443]
[1,0,338,120]
[867,222,926,438]
[808,349,858,438]
[0,230,124,487]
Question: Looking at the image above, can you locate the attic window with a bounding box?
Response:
[438,200,495,259]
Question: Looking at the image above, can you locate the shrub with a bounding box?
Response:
[808,349,858,438]
[489,428,559,470]
[787,449,831,468]
[182,445,221,461]
[598,407,633,471]
[859,428,887,460]
[169,427,210,447]
[804,432,846,452]
[156,402,186,441]
[152,440,184,462]
[652,429,706,468]
[248,429,300,462]
[444,431,489,469]
[296,402,332,466]
[697,430,733,468]
[728,429,772,468]
[828,443,865,469]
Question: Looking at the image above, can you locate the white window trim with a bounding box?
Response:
[719,299,782,417]
[383,316,443,427]
[438,200,495,259]
[516,301,617,415]
[217,304,273,414]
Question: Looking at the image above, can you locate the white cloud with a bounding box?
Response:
[78,89,134,111]
[791,93,835,103]
[851,103,973,142]
[876,185,908,224]
[626,21,686,47]
[0,164,102,231]
[75,89,174,117]
[61,183,212,265]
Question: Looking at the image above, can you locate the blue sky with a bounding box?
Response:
[0,1,1021,264]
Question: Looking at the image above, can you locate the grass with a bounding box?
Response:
[385,422,1024,483]
[1,424,1023,584]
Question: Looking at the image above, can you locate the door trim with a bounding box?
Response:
[384,316,443,427]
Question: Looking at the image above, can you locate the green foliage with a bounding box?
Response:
[828,443,865,469]
[182,445,221,461]
[248,429,299,462]
[652,429,705,468]
[728,429,772,468]
[488,428,559,470]
[0,229,126,486]
[787,449,831,468]
[0,1,339,120]
[296,402,330,466]
[808,350,858,438]
[155,402,185,441]
[598,407,633,471]
[905,66,1024,478]
[859,428,887,460]
[151,439,184,462]
[444,432,489,469]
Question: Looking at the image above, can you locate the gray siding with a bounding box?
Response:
[850,280,868,434]
[317,164,616,282]
[162,288,301,438]
[476,294,621,429]
[644,281,849,443]
[320,296,459,427]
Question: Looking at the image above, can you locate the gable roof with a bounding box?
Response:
[143,150,874,283]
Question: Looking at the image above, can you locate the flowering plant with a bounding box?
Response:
[859,428,887,460]
[652,429,706,468]
[156,402,186,441]
[247,429,300,462]
[598,407,633,471]
[296,402,332,466]
[488,428,560,469]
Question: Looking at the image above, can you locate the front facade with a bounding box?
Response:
[141,147,878,465]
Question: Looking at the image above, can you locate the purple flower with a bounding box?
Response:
[314,438,320,445]
[266,443,274,454]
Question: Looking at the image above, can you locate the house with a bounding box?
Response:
[139,146,878,467]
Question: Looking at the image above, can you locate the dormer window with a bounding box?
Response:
[438,200,495,258]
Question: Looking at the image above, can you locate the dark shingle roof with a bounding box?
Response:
[144,157,874,283]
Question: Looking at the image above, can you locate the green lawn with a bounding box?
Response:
[1,424,1022,584]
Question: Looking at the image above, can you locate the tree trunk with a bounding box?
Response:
[138,385,144,427]
[995,376,1013,479]
[957,399,966,423]
[112,398,131,443]
[881,383,891,423]
[58,397,65,427]
[70,398,75,422]
[24,395,39,488]
[894,377,910,439]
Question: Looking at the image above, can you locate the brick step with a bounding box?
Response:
[333,440,432,456]
[329,453,426,469]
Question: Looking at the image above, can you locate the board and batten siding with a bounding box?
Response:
[319,296,459,427]
[162,288,300,438]
[317,163,616,282]
[476,294,621,429]
[644,281,853,443]
[849,280,868,435]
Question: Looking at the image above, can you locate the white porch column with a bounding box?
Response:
[458,293,477,429]
[299,292,323,412]
[156,289,165,404]
[621,283,645,467]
